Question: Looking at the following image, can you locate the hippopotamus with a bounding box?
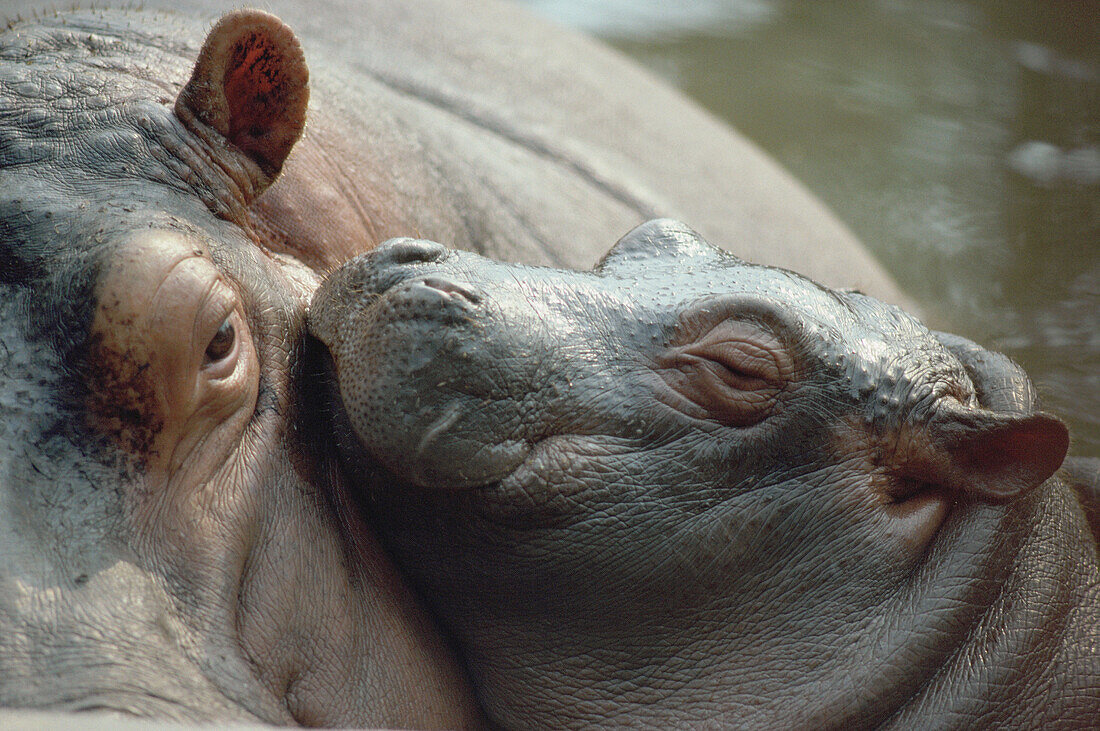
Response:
[0,0,917,726]
[309,219,1099,729]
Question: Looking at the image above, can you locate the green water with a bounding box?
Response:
[521,0,1099,456]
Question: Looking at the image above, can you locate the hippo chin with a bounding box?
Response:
[310,219,1098,729]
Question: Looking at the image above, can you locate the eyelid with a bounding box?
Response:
[202,312,241,379]
[194,279,243,379]
[681,321,784,385]
[655,310,795,427]
[194,279,234,342]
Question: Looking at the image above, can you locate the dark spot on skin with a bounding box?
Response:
[82,328,163,468]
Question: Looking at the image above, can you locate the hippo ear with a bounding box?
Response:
[176,10,309,180]
[917,402,1069,500]
[595,219,730,273]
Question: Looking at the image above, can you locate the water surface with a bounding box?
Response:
[521,0,1099,455]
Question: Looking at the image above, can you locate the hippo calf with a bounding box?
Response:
[310,219,1099,728]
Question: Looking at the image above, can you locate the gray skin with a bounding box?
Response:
[0,1,918,725]
[310,219,1098,729]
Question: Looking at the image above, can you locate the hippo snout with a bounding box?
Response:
[371,237,450,266]
[308,238,476,353]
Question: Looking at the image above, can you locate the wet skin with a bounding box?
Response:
[311,220,1099,729]
[1,0,1081,726]
[0,1,909,723]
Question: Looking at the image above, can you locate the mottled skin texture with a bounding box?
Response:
[311,220,1099,729]
[0,0,937,725]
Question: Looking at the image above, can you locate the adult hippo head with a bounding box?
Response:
[310,219,1098,728]
[0,8,487,727]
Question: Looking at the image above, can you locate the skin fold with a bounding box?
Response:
[311,220,1099,729]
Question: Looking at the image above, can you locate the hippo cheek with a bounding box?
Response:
[86,229,260,531]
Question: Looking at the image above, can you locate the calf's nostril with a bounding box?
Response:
[419,276,481,304]
[374,238,449,265]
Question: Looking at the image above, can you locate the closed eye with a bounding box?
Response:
[682,335,782,389]
[657,319,791,426]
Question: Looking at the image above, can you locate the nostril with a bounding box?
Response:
[419,276,481,304]
[374,238,449,265]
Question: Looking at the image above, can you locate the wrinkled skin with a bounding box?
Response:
[311,219,1099,729]
[0,1,917,725]
[0,0,1004,726]
[0,7,488,727]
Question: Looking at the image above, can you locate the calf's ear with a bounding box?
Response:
[922,402,1070,501]
[922,332,1069,499]
[596,219,729,272]
[176,10,309,179]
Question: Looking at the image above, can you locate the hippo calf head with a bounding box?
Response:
[310,219,1090,728]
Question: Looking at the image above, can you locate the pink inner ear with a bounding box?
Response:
[223,32,296,166]
[946,411,1069,500]
[177,11,309,177]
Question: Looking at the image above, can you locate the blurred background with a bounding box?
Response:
[518,0,1099,456]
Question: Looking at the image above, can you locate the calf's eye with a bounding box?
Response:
[657,317,792,427]
[205,317,236,363]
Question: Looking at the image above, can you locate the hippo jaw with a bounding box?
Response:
[311,220,1078,727]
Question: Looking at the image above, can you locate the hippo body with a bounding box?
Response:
[310,220,1099,729]
[0,1,913,726]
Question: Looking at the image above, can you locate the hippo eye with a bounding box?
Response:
[205,316,236,363]
[684,321,784,387]
[658,319,790,426]
[691,338,781,389]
